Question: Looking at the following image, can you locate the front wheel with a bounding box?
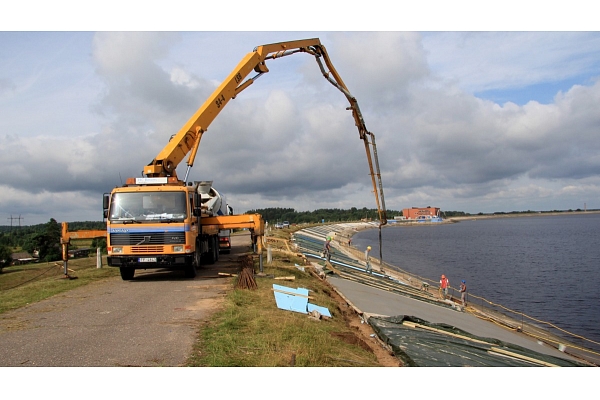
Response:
[194,245,202,268]
[120,267,135,280]
[184,264,197,278]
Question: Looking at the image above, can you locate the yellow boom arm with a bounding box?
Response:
[144,38,387,225]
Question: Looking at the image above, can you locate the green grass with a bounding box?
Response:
[0,256,120,314]
[186,255,380,367]
[2,240,380,367]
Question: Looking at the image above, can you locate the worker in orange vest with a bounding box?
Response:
[439,274,449,300]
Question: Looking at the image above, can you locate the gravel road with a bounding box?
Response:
[0,233,253,367]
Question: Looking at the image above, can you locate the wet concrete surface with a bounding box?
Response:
[327,276,588,363]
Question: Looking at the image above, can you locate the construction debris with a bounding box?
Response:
[274,276,296,281]
[308,310,322,321]
[271,287,314,299]
[272,284,332,317]
[235,255,257,290]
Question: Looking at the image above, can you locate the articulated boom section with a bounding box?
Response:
[59,38,387,279]
[143,38,386,225]
[203,214,265,253]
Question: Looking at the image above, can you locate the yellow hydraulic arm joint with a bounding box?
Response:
[144,39,323,180]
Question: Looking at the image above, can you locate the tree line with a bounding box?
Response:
[244,207,404,225]
[243,207,485,223]
[0,219,106,271]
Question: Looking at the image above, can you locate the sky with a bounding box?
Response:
[2,4,600,226]
[2,3,599,391]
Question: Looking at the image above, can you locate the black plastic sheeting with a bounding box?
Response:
[369,315,588,367]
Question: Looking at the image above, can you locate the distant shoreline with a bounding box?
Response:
[447,209,600,222]
[378,210,600,228]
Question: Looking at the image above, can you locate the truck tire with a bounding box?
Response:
[213,236,219,262]
[194,245,202,268]
[215,236,219,261]
[184,264,197,278]
[205,236,217,265]
[120,267,135,280]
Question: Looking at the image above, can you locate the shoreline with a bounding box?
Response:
[447,209,600,221]
[297,220,600,366]
[381,209,600,227]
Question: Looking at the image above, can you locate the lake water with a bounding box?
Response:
[352,213,600,349]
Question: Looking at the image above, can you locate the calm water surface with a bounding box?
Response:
[353,213,600,347]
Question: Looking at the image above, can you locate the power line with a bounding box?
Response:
[7,215,24,231]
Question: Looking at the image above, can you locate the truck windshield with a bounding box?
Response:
[109,191,187,222]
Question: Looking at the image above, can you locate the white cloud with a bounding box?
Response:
[422,32,600,93]
[2,31,600,225]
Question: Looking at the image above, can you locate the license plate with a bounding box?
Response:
[138,257,157,262]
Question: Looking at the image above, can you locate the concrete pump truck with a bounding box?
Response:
[61,38,388,280]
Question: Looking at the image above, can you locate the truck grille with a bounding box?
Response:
[110,232,185,246]
[131,246,164,253]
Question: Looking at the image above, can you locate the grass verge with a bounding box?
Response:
[186,254,380,367]
[1,230,383,367]
[0,256,119,315]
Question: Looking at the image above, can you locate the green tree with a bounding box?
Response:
[91,238,107,254]
[0,244,12,272]
[21,237,37,255]
[28,218,62,262]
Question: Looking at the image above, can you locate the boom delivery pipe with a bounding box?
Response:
[144,38,387,226]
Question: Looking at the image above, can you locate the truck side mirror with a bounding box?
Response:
[103,193,110,220]
[192,192,201,216]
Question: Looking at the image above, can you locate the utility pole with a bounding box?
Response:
[7,215,24,232]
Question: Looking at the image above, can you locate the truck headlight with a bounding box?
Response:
[111,247,123,254]
[173,245,184,252]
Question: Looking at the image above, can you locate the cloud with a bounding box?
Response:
[2,31,600,225]
[422,32,600,94]
[0,184,104,224]
[324,32,430,108]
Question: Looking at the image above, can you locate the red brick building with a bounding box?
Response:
[402,207,441,220]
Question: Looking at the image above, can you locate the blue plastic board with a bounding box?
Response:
[272,284,309,314]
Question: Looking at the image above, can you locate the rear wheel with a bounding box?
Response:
[194,244,202,268]
[214,237,219,262]
[205,236,217,265]
[120,267,135,281]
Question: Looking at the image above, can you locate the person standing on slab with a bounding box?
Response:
[460,280,467,307]
[439,274,449,300]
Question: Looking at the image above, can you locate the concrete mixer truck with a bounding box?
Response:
[61,38,387,280]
